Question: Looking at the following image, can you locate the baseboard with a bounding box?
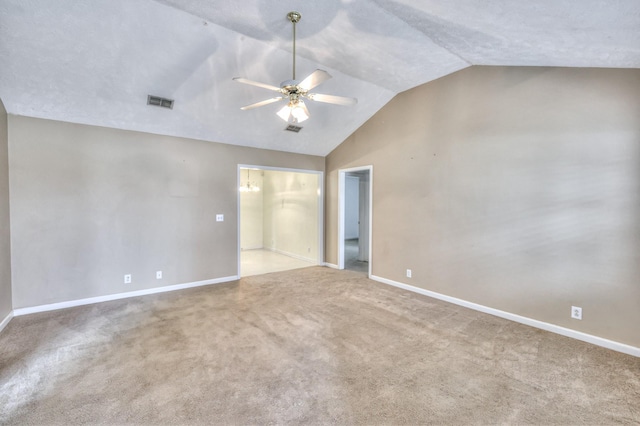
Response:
[370,275,640,358]
[13,275,239,316]
[264,247,316,264]
[324,263,339,269]
[0,310,13,333]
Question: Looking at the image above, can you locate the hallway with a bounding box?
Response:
[344,238,368,274]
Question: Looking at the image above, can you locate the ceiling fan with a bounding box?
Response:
[233,11,357,124]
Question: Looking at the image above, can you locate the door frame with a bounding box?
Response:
[338,165,373,277]
[237,164,324,277]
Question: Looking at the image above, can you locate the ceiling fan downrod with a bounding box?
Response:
[287,11,301,81]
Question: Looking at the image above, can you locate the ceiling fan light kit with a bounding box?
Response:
[277,100,309,123]
[233,11,357,124]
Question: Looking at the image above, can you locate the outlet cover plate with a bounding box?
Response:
[571,306,582,320]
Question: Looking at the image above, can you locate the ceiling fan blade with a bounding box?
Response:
[233,77,282,92]
[306,93,358,106]
[298,69,332,91]
[240,97,285,110]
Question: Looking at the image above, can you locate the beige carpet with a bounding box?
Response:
[1,267,639,424]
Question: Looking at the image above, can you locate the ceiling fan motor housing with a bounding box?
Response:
[281,80,302,93]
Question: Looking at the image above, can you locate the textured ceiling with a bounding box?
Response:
[1,1,639,156]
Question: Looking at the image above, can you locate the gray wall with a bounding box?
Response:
[345,176,359,239]
[9,116,323,308]
[0,99,11,320]
[326,66,640,347]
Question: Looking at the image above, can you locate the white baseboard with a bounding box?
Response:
[324,263,339,269]
[0,311,13,333]
[13,275,239,316]
[265,247,316,264]
[370,275,640,358]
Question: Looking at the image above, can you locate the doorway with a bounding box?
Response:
[238,165,323,277]
[338,166,372,276]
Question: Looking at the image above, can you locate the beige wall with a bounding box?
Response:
[0,99,11,320]
[326,66,640,347]
[9,116,323,308]
[263,170,319,262]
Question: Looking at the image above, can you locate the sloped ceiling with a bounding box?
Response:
[1,0,638,156]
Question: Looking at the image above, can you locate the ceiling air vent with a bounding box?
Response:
[147,95,174,109]
[285,124,302,133]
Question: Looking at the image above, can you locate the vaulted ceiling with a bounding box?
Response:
[1,1,639,156]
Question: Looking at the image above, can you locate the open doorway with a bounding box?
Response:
[338,166,372,276]
[238,165,323,277]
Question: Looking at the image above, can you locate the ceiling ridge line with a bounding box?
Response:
[363,1,472,67]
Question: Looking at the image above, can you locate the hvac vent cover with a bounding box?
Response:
[147,95,174,109]
[284,124,302,133]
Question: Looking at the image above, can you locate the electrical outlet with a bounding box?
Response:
[216,214,224,222]
[156,271,162,280]
[406,269,412,278]
[124,274,132,284]
[571,306,582,320]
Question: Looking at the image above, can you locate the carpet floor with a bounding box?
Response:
[1,267,639,424]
